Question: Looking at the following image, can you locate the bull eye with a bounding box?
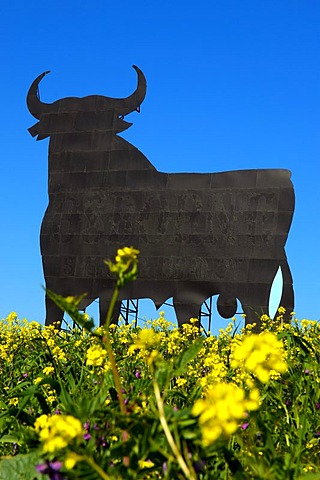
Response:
[217,295,237,319]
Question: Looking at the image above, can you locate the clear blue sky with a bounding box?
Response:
[1,1,319,331]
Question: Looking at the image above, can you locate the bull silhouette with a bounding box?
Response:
[27,66,294,327]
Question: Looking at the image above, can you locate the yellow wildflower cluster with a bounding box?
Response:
[0,314,41,363]
[127,328,164,365]
[86,344,108,367]
[192,383,260,445]
[129,328,162,352]
[40,323,67,362]
[34,414,84,453]
[301,319,318,330]
[42,366,55,376]
[150,311,173,331]
[231,331,288,383]
[165,318,200,356]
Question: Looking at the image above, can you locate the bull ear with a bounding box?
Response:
[28,123,40,137]
[26,71,51,119]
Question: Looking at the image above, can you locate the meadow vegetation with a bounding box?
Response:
[0,248,319,479]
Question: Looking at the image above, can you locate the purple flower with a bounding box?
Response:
[314,432,320,438]
[285,399,291,406]
[54,409,61,415]
[193,459,206,473]
[124,397,129,405]
[22,373,28,378]
[304,369,310,375]
[241,422,249,430]
[135,370,141,379]
[36,461,63,480]
[96,436,107,447]
[315,402,320,410]
[84,421,90,431]
[84,432,91,441]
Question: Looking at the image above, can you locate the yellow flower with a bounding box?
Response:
[86,345,108,367]
[128,328,161,353]
[47,395,56,404]
[192,383,259,446]
[175,377,187,388]
[138,459,155,469]
[46,338,55,348]
[7,312,18,322]
[105,246,140,287]
[301,319,318,330]
[303,465,314,472]
[64,452,82,470]
[231,332,287,383]
[115,246,140,264]
[52,346,67,362]
[34,414,84,453]
[42,366,55,375]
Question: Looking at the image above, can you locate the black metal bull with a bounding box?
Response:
[27,66,294,327]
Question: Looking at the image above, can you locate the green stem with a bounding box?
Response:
[105,287,120,329]
[153,377,196,480]
[83,455,114,480]
[103,286,126,414]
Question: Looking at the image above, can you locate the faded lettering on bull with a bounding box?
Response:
[27,66,295,326]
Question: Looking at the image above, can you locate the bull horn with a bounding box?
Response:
[113,65,146,116]
[26,71,51,119]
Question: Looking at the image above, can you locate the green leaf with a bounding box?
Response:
[222,447,247,480]
[0,435,20,444]
[155,365,172,389]
[173,337,204,377]
[0,453,44,480]
[45,289,99,336]
[37,378,61,396]
[34,393,51,415]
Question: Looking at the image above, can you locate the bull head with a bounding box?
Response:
[27,65,147,139]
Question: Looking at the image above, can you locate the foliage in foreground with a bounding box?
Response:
[0,250,319,479]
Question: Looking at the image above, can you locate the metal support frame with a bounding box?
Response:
[62,296,241,334]
[120,299,139,326]
[162,297,214,335]
[199,297,213,335]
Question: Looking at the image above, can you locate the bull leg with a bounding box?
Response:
[173,299,201,328]
[99,298,121,326]
[45,295,64,327]
[241,284,271,329]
